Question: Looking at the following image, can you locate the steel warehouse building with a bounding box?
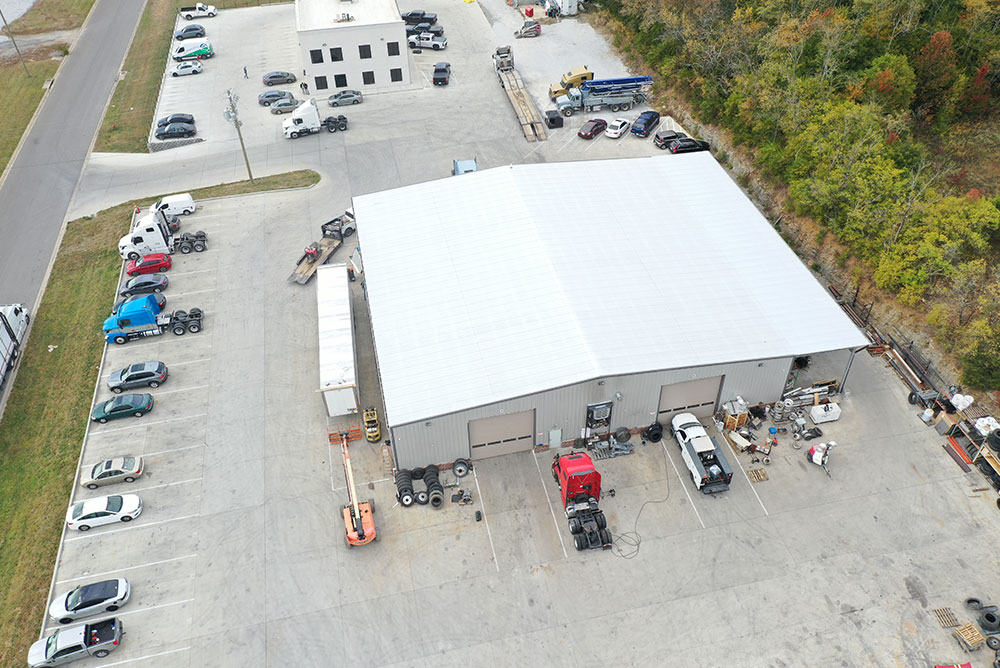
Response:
[351,154,870,470]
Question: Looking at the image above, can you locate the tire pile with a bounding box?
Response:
[641,422,663,442]
[396,458,471,509]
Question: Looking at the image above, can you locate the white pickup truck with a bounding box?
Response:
[407,33,447,50]
[178,3,216,19]
[28,618,124,667]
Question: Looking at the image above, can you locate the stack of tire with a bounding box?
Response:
[423,466,445,509]
[395,469,415,507]
[641,421,663,443]
[395,459,472,509]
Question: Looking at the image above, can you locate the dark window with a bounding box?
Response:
[390,68,403,82]
[362,70,375,85]
[309,49,323,64]
[330,47,343,62]
[334,73,347,88]
[359,44,372,59]
[387,41,400,57]
[315,75,328,90]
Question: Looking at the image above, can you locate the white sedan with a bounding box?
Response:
[605,118,631,138]
[171,61,203,77]
[49,579,131,624]
[65,494,142,531]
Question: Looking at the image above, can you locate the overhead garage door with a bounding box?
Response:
[657,376,723,423]
[468,410,535,460]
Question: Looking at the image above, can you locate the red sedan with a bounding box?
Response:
[125,253,172,276]
[577,118,608,139]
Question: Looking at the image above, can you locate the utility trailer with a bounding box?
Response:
[551,451,612,551]
[288,212,356,284]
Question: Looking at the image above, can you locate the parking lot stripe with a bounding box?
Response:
[91,413,207,434]
[167,288,217,299]
[65,513,200,542]
[96,647,191,666]
[114,598,195,618]
[532,451,568,559]
[136,476,202,492]
[331,476,391,494]
[143,442,204,457]
[166,358,211,367]
[472,467,500,572]
[152,383,209,396]
[56,554,198,584]
[729,448,769,516]
[661,442,706,529]
[168,268,216,278]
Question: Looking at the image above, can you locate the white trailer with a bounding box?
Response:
[0,304,30,388]
[317,264,359,417]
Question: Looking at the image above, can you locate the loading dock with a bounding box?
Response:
[656,376,724,422]
[468,410,535,460]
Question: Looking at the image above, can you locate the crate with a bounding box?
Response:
[954,622,985,651]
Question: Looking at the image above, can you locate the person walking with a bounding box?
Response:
[243,65,248,78]
[300,81,309,95]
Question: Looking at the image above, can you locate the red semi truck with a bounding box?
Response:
[551,451,612,551]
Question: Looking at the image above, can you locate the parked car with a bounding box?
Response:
[108,361,168,394]
[156,113,195,128]
[432,62,450,86]
[125,253,172,276]
[171,61,202,77]
[406,22,443,37]
[112,293,165,316]
[605,117,630,138]
[408,33,447,50]
[653,128,686,149]
[328,90,363,106]
[49,579,131,624]
[174,24,205,40]
[65,494,142,531]
[270,98,302,114]
[80,456,145,489]
[668,137,710,153]
[577,118,607,139]
[631,110,660,137]
[401,9,437,24]
[258,89,294,106]
[155,122,196,140]
[263,71,296,86]
[90,394,154,424]
[119,274,168,297]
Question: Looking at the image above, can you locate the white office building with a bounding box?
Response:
[296,0,411,94]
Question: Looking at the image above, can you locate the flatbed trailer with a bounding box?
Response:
[288,236,342,284]
[493,46,546,143]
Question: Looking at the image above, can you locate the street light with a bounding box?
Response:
[223,88,253,183]
[0,6,31,77]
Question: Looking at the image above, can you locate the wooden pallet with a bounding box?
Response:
[497,68,547,142]
[954,622,985,651]
[747,468,768,482]
[933,607,960,628]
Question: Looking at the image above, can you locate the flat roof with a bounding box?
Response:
[297,0,402,30]
[316,264,355,391]
[354,154,869,426]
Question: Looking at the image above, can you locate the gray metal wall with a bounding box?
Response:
[390,357,793,469]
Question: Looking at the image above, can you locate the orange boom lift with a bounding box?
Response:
[337,431,377,546]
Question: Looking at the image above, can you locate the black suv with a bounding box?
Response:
[653,129,686,149]
[631,110,660,137]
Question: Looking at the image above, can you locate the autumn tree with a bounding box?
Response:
[912,30,959,118]
[863,54,917,112]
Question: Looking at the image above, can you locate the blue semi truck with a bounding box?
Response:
[102,294,204,344]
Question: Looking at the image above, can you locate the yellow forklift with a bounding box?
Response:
[363,406,381,442]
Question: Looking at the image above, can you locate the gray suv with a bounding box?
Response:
[108,361,168,393]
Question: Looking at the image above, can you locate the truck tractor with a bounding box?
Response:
[548,66,593,101]
[283,98,348,139]
[551,451,612,551]
[0,303,30,388]
[118,214,207,260]
[103,294,204,344]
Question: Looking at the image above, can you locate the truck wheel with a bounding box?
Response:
[600,528,612,545]
[433,44,441,50]
[569,517,582,534]
[290,131,300,138]
[561,108,574,117]
[193,241,206,252]
[127,252,140,261]
[595,513,607,529]
[620,103,632,111]
[184,13,193,18]
[326,124,336,133]
[338,122,347,131]
[113,336,127,345]
[342,226,355,238]
[172,326,186,335]
[610,104,620,112]
[187,322,201,333]
[179,242,193,253]
[573,534,586,551]
[452,458,470,477]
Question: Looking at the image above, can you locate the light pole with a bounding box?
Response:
[0,5,31,77]
[224,88,253,183]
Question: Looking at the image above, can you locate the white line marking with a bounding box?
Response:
[661,441,706,529]
[143,442,204,457]
[473,467,499,572]
[166,288,216,298]
[56,554,197,584]
[728,444,769,516]
[95,647,191,666]
[135,477,202,492]
[332,476,392,493]
[91,413,207,434]
[65,513,199,542]
[165,358,211,367]
[114,598,194,618]
[327,436,337,492]
[166,268,216,278]
[532,450,568,559]
[150,384,209,396]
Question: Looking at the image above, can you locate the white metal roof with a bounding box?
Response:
[297,0,401,30]
[316,264,355,392]
[353,154,869,426]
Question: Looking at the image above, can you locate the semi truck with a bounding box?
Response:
[554,75,653,117]
[548,66,593,101]
[118,214,207,260]
[0,303,30,388]
[27,618,124,667]
[283,98,348,139]
[103,294,204,344]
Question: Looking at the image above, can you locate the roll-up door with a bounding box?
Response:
[468,410,535,460]
[657,376,723,422]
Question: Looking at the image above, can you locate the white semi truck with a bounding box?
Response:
[118,213,207,260]
[283,98,348,139]
[0,303,30,388]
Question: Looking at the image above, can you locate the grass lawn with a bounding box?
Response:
[0,169,319,666]
[7,0,95,34]
[96,0,279,154]
[0,56,63,178]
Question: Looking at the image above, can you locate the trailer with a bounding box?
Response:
[493,46,547,143]
[288,213,356,284]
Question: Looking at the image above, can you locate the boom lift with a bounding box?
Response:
[337,431,377,546]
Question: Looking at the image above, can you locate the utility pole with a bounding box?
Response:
[0,6,31,77]
[224,88,253,183]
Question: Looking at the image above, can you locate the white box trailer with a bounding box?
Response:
[317,264,359,418]
[1,304,30,388]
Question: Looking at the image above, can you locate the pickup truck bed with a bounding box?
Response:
[88,619,119,645]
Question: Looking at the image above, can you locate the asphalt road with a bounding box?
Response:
[0,0,146,308]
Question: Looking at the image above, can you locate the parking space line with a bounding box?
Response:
[532,450,568,559]
[166,358,211,367]
[143,443,204,457]
[56,554,198,584]
[660,442,706,529]
[137,476,202,492]
[97,647,191,666]
[65,513,200,542]
[152,384,209,396]
[167,268,216,278]
[114,598,195,618]
[91,413,207,435]
[472,467,500,572]
[167,288,217,299]
[728,447,769,516]
[331,476,391,494]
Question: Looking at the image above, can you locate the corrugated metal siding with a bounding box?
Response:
[390,358,792,469]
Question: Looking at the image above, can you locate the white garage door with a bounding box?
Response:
[657,376,723,423]
[468,410,535,460]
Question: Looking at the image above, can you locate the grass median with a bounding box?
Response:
[0,169,319,666]
[96,0,279,154]
[0,54,64,177]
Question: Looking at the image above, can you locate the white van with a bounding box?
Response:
[149,193,195,217]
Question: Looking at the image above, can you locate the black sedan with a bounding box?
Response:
[401,9,437,24]
[174,24,205,40]
[157,113,195,128]
[118,274,168,298]
[155,122,196,140]
[263,71,296,86]
[406,22,443,37]
[668,138,710,153]
[577,118,608,139]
